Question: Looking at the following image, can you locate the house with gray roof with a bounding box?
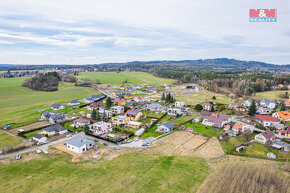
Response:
[148,103,163,111]
[48,113,66,124]
[157,121,175,133]
[32,134,47,143]
[51,104,65,110]
[42,125,68,136]
[66,136,94,154]
[68,100,80,106]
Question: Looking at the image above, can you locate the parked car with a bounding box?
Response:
[127,140,133,143]
[94,139,99,142]
[103,142,108,146]
[134,137,140,142]
[114,146,120,150]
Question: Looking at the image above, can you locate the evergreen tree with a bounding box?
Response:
[161,93,165,100]
[212,96,216,100]
[165,93,171,103]
[210,105,215,112]
[91,109,97,120]
[195,104,203,111]
[96,110,100,120]
[248,100,256,116]
[83,124,90,134]
[101,110,107,121]
[106,97,112,107]
[169,96,174,103]
[280,102,286,111]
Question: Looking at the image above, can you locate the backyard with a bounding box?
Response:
[184,122,222,137]
[0,131,23,150]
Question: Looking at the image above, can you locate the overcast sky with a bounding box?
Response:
[0,0,289,65]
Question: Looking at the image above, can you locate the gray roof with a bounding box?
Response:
[33,134,45,139]
[91,94,105,100]
[274,140,290,147]
[69,100,80,104]
[43,125,67,132]
[51,104,63,108]
[160,121,175,129]
[50,113,65,121]
[66,136,94,148]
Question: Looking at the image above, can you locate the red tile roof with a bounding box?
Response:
[255,115,279,122]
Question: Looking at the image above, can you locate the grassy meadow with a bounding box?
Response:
[0,152,209,193]
[255,90,289,100]
[0,77,97,127]
[76,71,175,86]
[0,131,23,150]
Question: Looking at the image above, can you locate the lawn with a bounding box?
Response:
[0,78,98,128]
[184,122,222,137]
[75,71,175,86]
[143,111,164,118]
[0,152,209,193]
[255,90,289,100]
[175,90,231,105]
[23,129,42,138]
[219,136,252,153]
[0,131,23,150]
[171,115,198,125]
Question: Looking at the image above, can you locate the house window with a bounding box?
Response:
[68,145,70,148]
[83,148,85,151]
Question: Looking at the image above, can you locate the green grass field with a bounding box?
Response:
[255,90,289,100]
[76,71,175,86]
[175,91,231,105]
[0,152,209,193]
[184,122,222,137]
[171,115,198,125]
[0,131,23,150]
[0,78,98,128]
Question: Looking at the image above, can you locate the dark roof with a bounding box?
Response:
[43,125,67,132]
[50,113,65,121]
[69,100,80,104]
[91,94,105,100]
[160,121,175,129]
[33,134,45,139]
[51,104,62,108]
[261,131,275,140]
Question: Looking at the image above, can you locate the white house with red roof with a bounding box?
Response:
[255,115,279,127]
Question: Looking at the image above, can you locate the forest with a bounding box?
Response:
[22,72,61,91]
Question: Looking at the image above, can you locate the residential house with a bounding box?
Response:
[73,117,90,127]
[185,85,195,89]
[148,103,163,111]
[41,111,65,124]
[260,100,277,109]
[120,85,127,90]
[134,97,146,103]
[228,103,238,110]
[90,94,106,101]
[32,134,47,143]
[203,103,213,111]
[156,86,165,91]
[111,106,125,115]
[126,101,139,109]
[126,110,143,121]
[134,127,145,136]
[92,122,112,135]
[41,111,56,120]
[202,113,230,128]
[175,101,187,108]
[124,93,134,99]
[257,107,273,115]
[255,115,279,127]
[243,99,253,107]
[232,122,243,135]
[272,122,285,130]
[157,121,175,133]
[272,111,290,121]
[235,105,247,112]
[195,86,201,91]
[167,108,182,116]
[99,108,113,118]
[113,98,126,106]
[255,131,275,144]
[276,129,288,136]
[126,121,142,129]
[281,99,290,107]
[66,136,94,154]
[125,87,135,92]
[88,102,104,110]
[112,90,124,97]
[42,125,68,136]
[68,100,80,106]
[272,140,290,152]
[84,97,95,103]
[111,116,130,126]
[51,104,65,110]
[133,85,143,89]
[165,85,173,89]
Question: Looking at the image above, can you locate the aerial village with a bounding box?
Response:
[2,83,290,160]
